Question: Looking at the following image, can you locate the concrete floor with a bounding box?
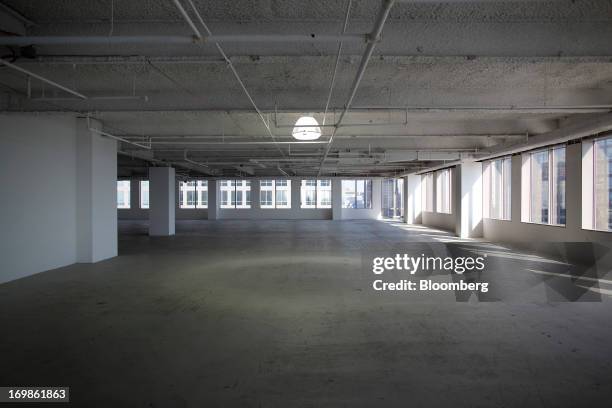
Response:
[1,220,612,407]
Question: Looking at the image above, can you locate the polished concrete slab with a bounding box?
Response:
[1,220,611,407]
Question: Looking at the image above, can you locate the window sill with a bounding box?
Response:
[484,217,511,222]
[580,226,612,233]
[520,220,566,228]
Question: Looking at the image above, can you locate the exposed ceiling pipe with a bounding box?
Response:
[142,140,329,145]
[117,133,525,140]
[32,95,149,102]
[397,0,551,2]
[0,34,365,46]
[0,58,87,99]
[89,127,151,150]
[277,166,290,177]
[0,2,36,27]
[118,150,214,176]
[171,0,287,159]
[316,0,396,176]
[404,113,612,176]
[321,0,352,129]
[475,113,612,162]
[183,150,211,169]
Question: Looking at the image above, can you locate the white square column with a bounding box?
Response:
[76,118,118,262]
[149,167,175,236]
[457,162,483,239]
[251,180,261,210]
[208,180,219,220]
[332,179,342,220]
[291,178,301,210]
[405,174,422,224]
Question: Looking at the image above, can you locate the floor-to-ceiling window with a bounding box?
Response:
[435,169,452,214]
[594,137,612,230]
[483,157,511,220]
[524,146,566,225]
[341,179,372,209]
[382,178,404,218]
[421,173,434,212]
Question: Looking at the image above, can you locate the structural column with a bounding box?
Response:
[332,179,342,220]
[149,167,175,236]
[405,174,422,224]
[76,118,118,262]
[208,180,219,220]
[456,162,483,239]
[251,179,261,210]
[291,178,301,210]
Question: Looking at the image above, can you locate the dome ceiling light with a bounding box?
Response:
[292,116,322,141]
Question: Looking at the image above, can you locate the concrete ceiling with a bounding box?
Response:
[1,0,611,177]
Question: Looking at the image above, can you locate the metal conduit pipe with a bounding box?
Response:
[0,34,366,46]
[322,0,352,129]
[143,140,329,145]
[0,58,87,99]
[317,0,396,176]
[89,127,151,150]
[172,0,286,158]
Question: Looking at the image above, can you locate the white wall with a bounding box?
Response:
[76,118,118,262]
[0,115,72,282]
[0,113,118,284]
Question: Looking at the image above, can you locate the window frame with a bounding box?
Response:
[220,180,251,209]
[421,173,434,212]
[260,179,292,209]
[139,180,149,209]
[117,180,131,209]
[179,180,208,209]
[435,168,452,214]
[583,135,612,232]
[340,179,372,209]
[522,145,566,227]
[483,157,512,221]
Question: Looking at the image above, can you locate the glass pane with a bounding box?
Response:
[502,157,511,220]
[235,180,251,208]
[530,151,549,224]
[595,138,612,230]
[180,181,195,209]
[365,180,372,209]
[117,180,131,209]
[140,180,149,209]
[552,148,566,225]
[196,180,208,208]
[342,180,356,208]
[301,179,317,208]
[317,179,332,208]
[220,180,234,208]
[187,190,196,206]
